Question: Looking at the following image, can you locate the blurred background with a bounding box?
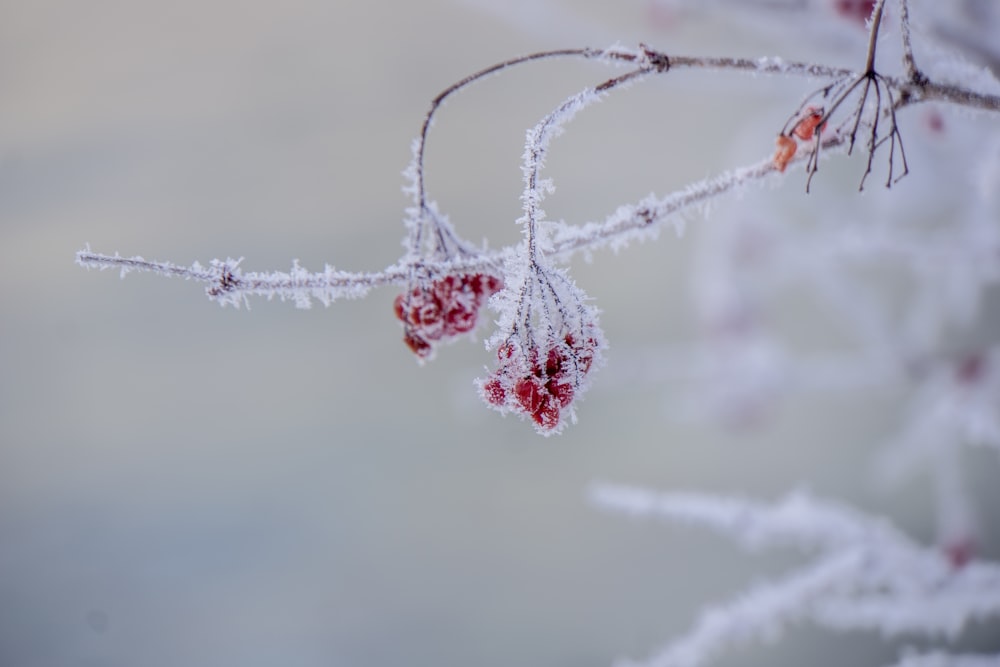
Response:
[1,1,997,666]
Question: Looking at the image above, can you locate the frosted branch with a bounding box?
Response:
[614,550,866,667]
[589,484,907,552]
[76,249,403,309]
[593,484,1000,667]
[897,0,924,85]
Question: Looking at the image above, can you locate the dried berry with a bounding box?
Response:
[773,134,797,173]
[792,107,826,141]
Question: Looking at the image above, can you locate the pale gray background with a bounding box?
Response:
[1,1,997,666]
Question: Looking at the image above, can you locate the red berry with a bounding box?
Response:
[547,379,575,409]
[482,378,506,406]
[438,275,465,306]
[834,0,875,25]
[403,330,432,357]
[497,343,515,364]
[466,274,484,296]
[445,302,477,334]
[546,347,565,377]
[956,354,986,385]
[393,293,407,322]
[773,135,797,173]
[925,109,945,134]
[414,296,442,329]
[792,107,826,141]
[484,275,503,296]
[515,377,545,415]
[944,538,976,569]
[532,397,561,430]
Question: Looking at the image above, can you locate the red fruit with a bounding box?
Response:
[792,107,826,141]
[413,296,442,329]
[437,274,460,294]
[515,377,545,415]
[944,538,976,569]
[564,334,598,375]
[497,343,515,364]
[445,303,477,334]
[925,109,945,134]
[532,397,561,430]
[466,274,484,296]
[482,377,506,406]
[403,331,432,357]
[834,0,875,25]
[773,135,797,173]
[483,275,503,296]
[956,354,986,385]
[546,347,565,377]
[547,379,575,409]
[393,293,407,322]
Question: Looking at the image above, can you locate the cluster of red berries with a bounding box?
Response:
[394,273,503,358]
[481,333,599,432]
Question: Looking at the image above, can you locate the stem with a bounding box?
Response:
[522,68,650,265]
[413,48,601,215]
[864,0,887,74]
[916,81,1000,112]
[897,0,924,84]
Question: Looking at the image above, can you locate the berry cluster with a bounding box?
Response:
[394,273,502,358]
[480,332,600,432]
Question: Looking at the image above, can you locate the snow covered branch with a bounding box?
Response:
[591,484,1000,667]
[75,248,398,309]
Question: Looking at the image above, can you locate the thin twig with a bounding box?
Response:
[897,0,926,85]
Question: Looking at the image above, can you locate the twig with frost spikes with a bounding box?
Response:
[589,484,907,551]
[75,142,816,311]
[520,62,657,264]
[548,139,839,258]
[76,248,404,309]
[897,0,925,85]
[616,550,867,667]
[591,484,1000,667]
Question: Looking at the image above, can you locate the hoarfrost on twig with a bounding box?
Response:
[592,483,1000,667]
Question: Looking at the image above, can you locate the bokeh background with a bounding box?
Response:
[1,1,998,666]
